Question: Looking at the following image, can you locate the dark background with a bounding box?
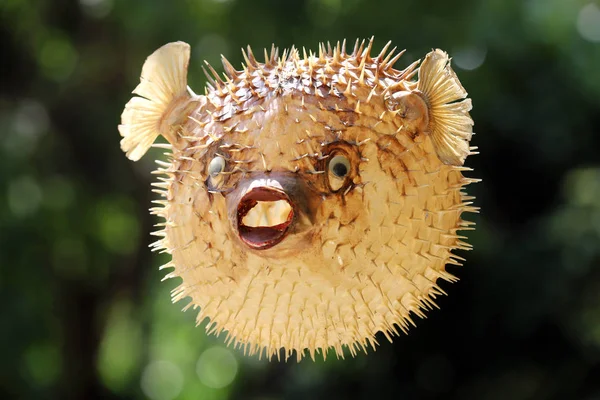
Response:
[2,0,600,399]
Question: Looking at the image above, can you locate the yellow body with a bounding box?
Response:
[119,39,477,361]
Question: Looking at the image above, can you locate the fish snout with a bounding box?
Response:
[235,182,295,250]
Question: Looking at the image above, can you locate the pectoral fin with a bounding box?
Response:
[118,41,192,161]
[417,49,474,166]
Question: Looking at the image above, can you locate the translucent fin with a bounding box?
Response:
[119,41,191,161]
[417,49,474,166]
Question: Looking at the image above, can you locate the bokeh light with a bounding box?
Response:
[79,0,113,19]
[577,3,600,42]
[452,46,487,71]
[98,300,143,391]
[8,176,42,218]
[196,346,239,389]
[94,197,140,255]
[38,35,78,82]
[23,343,62,387]
[3,100,48,158]
[141,361,184,400]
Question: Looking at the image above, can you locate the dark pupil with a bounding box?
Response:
[332,162,348,177]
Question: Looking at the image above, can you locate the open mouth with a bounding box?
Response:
[236,187,294,250]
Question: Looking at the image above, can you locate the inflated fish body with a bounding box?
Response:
[119,39,477,360]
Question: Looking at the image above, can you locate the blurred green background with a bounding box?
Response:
[2,0,600,399]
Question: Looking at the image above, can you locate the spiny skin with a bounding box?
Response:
[119,38,478,361]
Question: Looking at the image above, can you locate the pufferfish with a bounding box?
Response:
[118,38,478,361]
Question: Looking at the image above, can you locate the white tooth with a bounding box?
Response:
[242,200,292,227]
[245,208,257,226]
[275,201,289,223]
[260,202,270,226]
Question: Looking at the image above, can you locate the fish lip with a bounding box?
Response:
[236,186,295,250]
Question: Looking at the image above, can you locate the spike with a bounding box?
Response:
[359,62,366,84]
[380,46,398,68]
[221,55,237,78]
[358,48,368,84]
[241,48,253,70]
[286,46,293,62]
[357,38,366,57]
[333,41,341,64]
[372,62,380,85]
[385,49,406,70]
[246,45,258,66]
[352,38,360,56]
[203,60,224,86]
[269,44,278,65]
[225,84,241,104]
[366,86,377,102]
[377,40,392,60]
[344,80,352,96]
[280,48,288,65]
[363,36,375,60]
[202,66,217,88]
[400,59,420,80]
[151,143,173,150]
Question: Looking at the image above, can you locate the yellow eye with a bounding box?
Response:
[208,156,226,177]
[328,154,351,191]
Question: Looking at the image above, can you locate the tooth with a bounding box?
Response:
[260,203,269,226]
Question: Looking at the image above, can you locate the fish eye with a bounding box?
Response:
[208,156,226,177]
[329,155,350,178]
[327,154,351,191]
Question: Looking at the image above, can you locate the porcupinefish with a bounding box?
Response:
[118,38,478,361]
